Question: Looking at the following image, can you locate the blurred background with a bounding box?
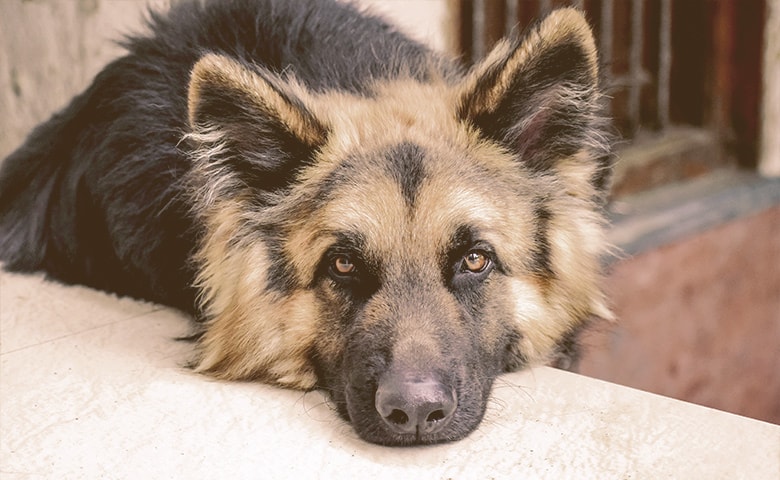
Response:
[1,0,778,424]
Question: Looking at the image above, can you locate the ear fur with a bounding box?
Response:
[187,54,328,192]
[458,8,611,195]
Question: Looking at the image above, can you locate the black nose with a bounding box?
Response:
[375,373,457,435]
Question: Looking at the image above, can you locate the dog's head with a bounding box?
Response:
[185,9,612,445]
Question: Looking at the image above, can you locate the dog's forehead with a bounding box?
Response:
[310,78,467,158]
[315,139,530,258]
[287,80,541,272]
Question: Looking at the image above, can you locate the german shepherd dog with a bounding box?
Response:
[0,0,613,445]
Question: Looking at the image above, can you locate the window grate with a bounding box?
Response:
[456,0,765,195]
[459,0,674,138]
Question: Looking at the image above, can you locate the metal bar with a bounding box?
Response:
[472,0,486,59]
[628,0,644,132]
[540,0,552,15]
[571,0,585,9]
[505,0,518,35]
[657,0,672,129]
[600,0,614,79]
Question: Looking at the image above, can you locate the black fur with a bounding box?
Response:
[0,0,448,312]
[382,142,427,207]
[530,202,555,280]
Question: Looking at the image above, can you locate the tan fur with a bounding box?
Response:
[189,53,327,146]
[190,197,320,388]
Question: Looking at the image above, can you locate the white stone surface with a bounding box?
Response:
[360,0,455,53]
[1,268,778,479]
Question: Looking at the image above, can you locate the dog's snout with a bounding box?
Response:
[375,372,457,435]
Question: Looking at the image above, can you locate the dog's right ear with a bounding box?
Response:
[457,8,611,195]
[187,54,328,192]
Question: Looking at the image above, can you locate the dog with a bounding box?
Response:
[0,0,613,445]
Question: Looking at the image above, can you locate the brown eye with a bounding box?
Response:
[463,251,489,273]
[333,255,356,275]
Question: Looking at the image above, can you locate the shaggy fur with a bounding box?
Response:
[0,0,613,445]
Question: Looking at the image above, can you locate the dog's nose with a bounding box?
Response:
[375,373,457,435]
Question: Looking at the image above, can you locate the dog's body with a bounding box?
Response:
[0,0,612,445]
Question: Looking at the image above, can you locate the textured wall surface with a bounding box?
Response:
[0,0,452,160]
[0,0,169,159]
[582,206,780,424]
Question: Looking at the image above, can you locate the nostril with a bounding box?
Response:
[386,409,409,426]
[426,409,445,423]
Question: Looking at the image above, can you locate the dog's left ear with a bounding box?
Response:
[187,54,328,194]
[457,8,611,196]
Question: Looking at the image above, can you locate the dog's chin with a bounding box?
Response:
[351,418,481,447]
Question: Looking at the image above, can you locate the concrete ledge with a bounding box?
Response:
[608,170,780,257]
[2,268,778,478]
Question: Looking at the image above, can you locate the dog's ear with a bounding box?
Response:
[457,8,611,195]
[187,54,328,192]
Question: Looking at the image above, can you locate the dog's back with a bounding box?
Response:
[0,0,451,311]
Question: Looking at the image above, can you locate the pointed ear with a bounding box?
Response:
[187,54,328,192]
[457,8,611,194]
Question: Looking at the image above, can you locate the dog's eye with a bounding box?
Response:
[462,250,490,273]
[332,255,356,275]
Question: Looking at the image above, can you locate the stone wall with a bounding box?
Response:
[0,0,453,159]
[0,0,167,159]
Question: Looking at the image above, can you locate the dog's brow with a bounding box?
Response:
[449,224,479,249]
[382,142,427,208]
[329,231,367,252]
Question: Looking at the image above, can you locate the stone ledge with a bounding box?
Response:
[608,170,780,257]
[1,268,778,478]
